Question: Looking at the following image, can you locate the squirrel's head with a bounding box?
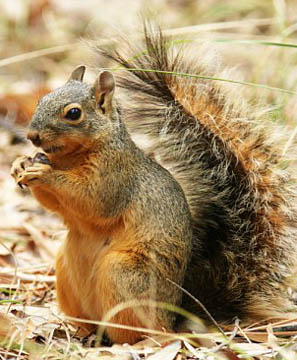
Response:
[27,65,120,157]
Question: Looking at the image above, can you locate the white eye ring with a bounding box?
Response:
[62,103,84,124]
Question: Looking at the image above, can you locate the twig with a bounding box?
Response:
[0,17,291,69]
[0,242,18,302]
[0,270,55,283]
[237,322,252,344]
[166,278,226,338]
[162,17,280,37]
[0,44,77,68]
[212,318,240,353]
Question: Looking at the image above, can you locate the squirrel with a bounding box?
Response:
[11,26,297,344]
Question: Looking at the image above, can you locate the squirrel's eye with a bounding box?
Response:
[64,107,82,120]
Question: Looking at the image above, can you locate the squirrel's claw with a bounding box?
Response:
[17,182,24,189]
[11,156,51,188]
[16,163,51,187]
[11,156,32,182]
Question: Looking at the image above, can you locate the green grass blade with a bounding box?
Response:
[0,299,22,305]
[215,39,297,48]
[108,67,297,95]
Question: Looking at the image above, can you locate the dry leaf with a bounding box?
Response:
[0,253,16,267]
[0,87,50,125]
[0,313,14,339]
[147,340,181,360]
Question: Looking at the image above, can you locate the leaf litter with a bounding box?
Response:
[1,0,297,358]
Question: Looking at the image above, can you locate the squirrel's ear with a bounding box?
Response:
[92,71,115,115]
[68,65,86,82]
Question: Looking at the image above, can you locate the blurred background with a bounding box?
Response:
[1,0,297,127]
[1,1,297,357]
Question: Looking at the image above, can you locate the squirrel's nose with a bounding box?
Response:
[27,131,42,147]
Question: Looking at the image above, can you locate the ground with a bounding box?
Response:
[1,0,297,359]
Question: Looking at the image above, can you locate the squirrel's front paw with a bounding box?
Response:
[11,154,52,188]
[11,156,33,188]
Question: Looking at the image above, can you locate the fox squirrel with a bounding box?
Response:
[11,27,297,344]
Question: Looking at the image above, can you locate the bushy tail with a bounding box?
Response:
[96,24,297,322]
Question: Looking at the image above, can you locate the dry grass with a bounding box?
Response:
[1,0,297,358]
